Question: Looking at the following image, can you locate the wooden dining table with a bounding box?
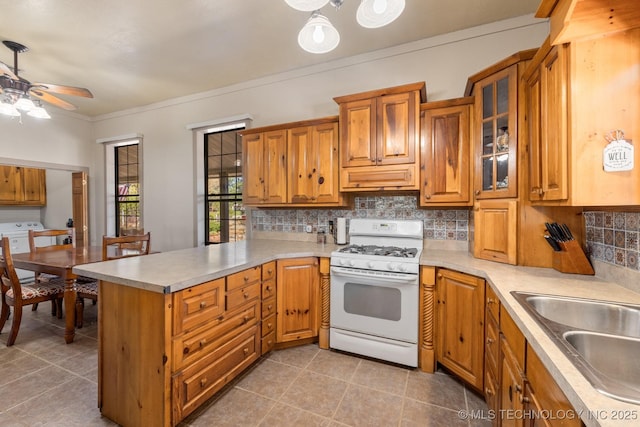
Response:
[13,246,104,344]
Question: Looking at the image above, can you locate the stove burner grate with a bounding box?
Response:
[338,245,418,258]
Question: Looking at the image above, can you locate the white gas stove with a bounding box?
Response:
[329,219,424,367]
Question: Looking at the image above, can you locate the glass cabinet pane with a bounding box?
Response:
[482,85,493,119]
[482,157,494,191]
[496,155,509,189]
[496,116,509,152]
[497,77,509,114]
[482,121,494,155]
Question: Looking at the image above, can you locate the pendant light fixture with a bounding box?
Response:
[286,0,405,54]
[298,11,340,54]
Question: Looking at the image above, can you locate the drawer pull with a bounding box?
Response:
[267,322,273,329]
[487,298,495,305]
[199,301,207,309]
[243,315,250,324]
[267,304,273,311]
[199,339,207,347]
[243,347,249,356]
[265,285,272,292]
[243,292,249,299]
[267,269,273,275]
[487,338,494,344]
[520,395,530,404]
[200,378,208,388]
[267,339,273,345]
[244,276,249,282]
[485,387,494,396]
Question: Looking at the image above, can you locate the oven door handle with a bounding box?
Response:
[330,267,417,283]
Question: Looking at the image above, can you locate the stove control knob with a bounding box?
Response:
[388,262,398,271]
[367,261,375,269]
[398,264,407,272]
[348,260,356,267]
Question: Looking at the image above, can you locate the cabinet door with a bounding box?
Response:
[539,44,568,201]
[526,65,543,200]
[313,121,340,204]
[377,91,418,165]
[474,66,518,199]
[340,98,376,167]
[0,166,21,204]
[474,199,518,265]
[263,130,287,204]
[500,336,525,427]
[242,133,266,204]
[22,168,46,205]
[420,103,471,205]
[288,126,314,203]
[276,257,319,343]
[436,269,485,390]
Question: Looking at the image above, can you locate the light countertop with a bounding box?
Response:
[74,239,640,426]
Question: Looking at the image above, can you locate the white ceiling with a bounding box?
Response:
[0,0,541,117]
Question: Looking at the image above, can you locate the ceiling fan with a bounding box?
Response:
[0,40,93,118]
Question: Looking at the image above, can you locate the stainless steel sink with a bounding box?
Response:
[563,331,640,403]
[523,294,640,338]
[511,291,640,405]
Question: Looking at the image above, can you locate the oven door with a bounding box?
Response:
[330,266,418,343]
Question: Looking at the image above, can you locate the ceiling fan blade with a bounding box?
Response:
[30,89,77,111]
[0,61,18,80]
[31,83,93,98]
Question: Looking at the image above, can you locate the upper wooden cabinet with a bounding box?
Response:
[241,117,346,207]
[465,50,536,200]
[287,121,344,205]
[473,199,518,265]
[334,82,426,191]
[524,30,640,206]
[0,165,46,206]
[537,0,640,45]
[419,97,473,206]
[242,129,287,205]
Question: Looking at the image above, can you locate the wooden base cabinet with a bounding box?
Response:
[436,269,485,391]
[276,257,319,343]
[99,266,264,427]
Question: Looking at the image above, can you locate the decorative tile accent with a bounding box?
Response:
[250,195,470,241]
[585,210,640,273]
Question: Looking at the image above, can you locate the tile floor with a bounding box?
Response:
[0,303,491,426]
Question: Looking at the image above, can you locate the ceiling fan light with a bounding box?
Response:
[27,105,51,119]
[0,100,21,117]
[285,0,330,12]
[356,0,405,28]
[298,12,340,54]
[14,95,35,111]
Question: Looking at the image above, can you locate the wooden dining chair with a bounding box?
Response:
[0,237,66,346]
[28,228,75,316]
[75,232,151,328]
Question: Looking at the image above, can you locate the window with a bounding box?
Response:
[114,143,141,236]
[205,128,245,244]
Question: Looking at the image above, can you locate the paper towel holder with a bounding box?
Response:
[336,217,347,245]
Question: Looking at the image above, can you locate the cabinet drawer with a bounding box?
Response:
[262,331,276,355]
[500,305,526,369]
[172,302,258,371]
[262,280,276,300]
[227,266,261,291]
[484,368,498,414]
[485,285,500,322]
[173,278,225,334]
[262,261,276,281]
[172,325,260,423]
[485,310,499,375]
[262,296,276,318]
[262,314,276,338]
[226,282,260,311]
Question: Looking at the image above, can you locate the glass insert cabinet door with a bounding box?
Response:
[474,66,517,199]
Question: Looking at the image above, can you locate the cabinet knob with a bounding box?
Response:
[267,304,273,311]
[537,188,544,196]
[243,292,249,299]
[424,194,431,200]
[487,297,495,305]
[266,285,272,292]
[243,315,250,323]
[199,339,207,347]
[520,395,530,404]
[199,301,207,309]
[485,387,494,396]
[475,190,480,196]
[244,276,249,282]
[487,338,494,344]
[243,347,250,356]
[267,269,273,275]
[200,378,208,388]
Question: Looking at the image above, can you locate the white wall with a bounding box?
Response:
[6,15,549,252]
[43,169,74,229]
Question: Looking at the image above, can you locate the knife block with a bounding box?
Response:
[552,240,595,275]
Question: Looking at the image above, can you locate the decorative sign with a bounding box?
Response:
[603,130,634,172]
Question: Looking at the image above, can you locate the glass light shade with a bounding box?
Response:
[14,95,35,111]
[356,0,405,28]
[298,12,340,54]
[27,105,51,119]
[0,101,20,117]
[285,0,330,12]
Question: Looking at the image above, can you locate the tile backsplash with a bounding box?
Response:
[250,195,469,241]
[584,211,640,272]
